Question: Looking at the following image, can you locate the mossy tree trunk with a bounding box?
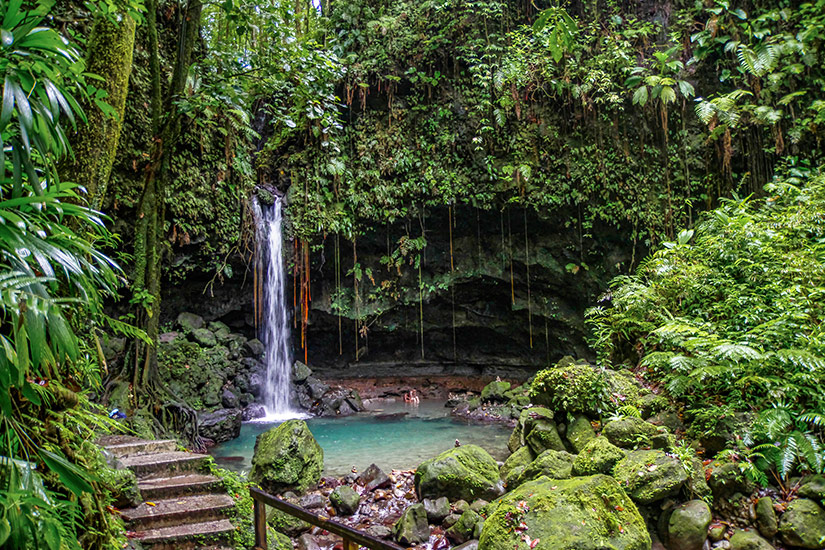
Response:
[62,13,136,209]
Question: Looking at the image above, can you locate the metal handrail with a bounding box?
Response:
[250,486,406,550]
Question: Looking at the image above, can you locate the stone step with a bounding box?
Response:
[100,436,178,458]
[119,451,210,480]
[121,494,235,530]
[128,518,235,549]
[139,474,224,501]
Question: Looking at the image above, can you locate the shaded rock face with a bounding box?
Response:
[249,420,323,494]
[393,503,429,545]
[778,498,825,549]
[198,408,242,443]
[415,445,504,502]
[480,475,651,550]
[666,500,711,550]
[612,450,688,505]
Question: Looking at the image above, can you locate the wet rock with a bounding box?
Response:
[306,377,330,399]
[176,312,204,332]
[423,496,450,523]
[799,475,825,500]
[453,500,470,514]
[192,327,217,347]
[709,525,727,542]
[330,485,360,516]
[572,436,625,476]
[243,403,266,421]
[292,361,312,383]
[566,415,597,453]
[602,416,662,448]
[198,408,241,443]
[454,542,479,550]
[729,529,774,550]
[667,500,711,550]
[446,509,481,544]
[508,407,554,452]
[358,463,391,491]
[415,445,504,502]
[470,499,488,512]
[707,460,754,498]
[250,420,323,494]
[248,372,265,397]
[443,513,460,528]
[755,497,777,539]
[500,446,535,488]
[778,498,825,549]
[393,503,429,545]
[480,475,650,550]
[515,449,575,488]
[612,449,688,505]
[269,529,291,550]
[299,493,325,509]
[244,338,265,357]
[296,533,321,550]
[525,418,566,455]
[366,525,391,538]
[221,387,239,408]
[480,380,511,403]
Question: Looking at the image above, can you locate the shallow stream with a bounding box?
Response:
[209,400,511,476]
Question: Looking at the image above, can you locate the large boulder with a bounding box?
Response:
[481,380,511,403]
[729,529,775,550]
[666,500,711,550]
[479,475,651,550]
[330,485,361,516]
[612,450,688,505]
[515,449,574,488]
[393,503,429,545]
[572,436,625,476]
[602,417,661,449]
[249,420,323,494]
[198,408,241,443]
[567,415,597,453]
[292,361,312,383]
[778,498,825,549]
[501,446,535,488]
[177,311,204,332]
[415,445,504,502]
[755,497,778,539]
[509,407,555,452]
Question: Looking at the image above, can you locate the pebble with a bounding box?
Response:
[712,542,730,549]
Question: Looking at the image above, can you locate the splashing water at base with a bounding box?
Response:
[253,198,304,421]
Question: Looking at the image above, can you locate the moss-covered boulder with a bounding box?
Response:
[176,311,204,332]
[530,360,645,416]
[666,500,711,550]
[249,420,323,494]
[799,475,825,500]
[612,450,688,505]
[685,457,712,499]
[515,449,574,488]
[192,327,217,347]
[481,380,511,403]
[268,528,292,550]
[479,475,651,550]
[602,417,661,449]
[567,415,597,453]
[393,503,429,545]
[755,497,778,539]
[778,498,825,549]
[508,407,555,452]
[729,529,775,550]
[501,446,535,488]
[267,507,311,536]
[707,459,754,498]
[415,444,504,502]
[330,485,361,516]
[572,436,625,476]
[526,418,566,454]
[446,509,481,544]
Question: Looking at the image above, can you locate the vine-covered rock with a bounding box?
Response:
[602,417,661,449]
[479,475,651,550]
[249,420,323,494]
[666,500,711,550]
[778,498,825,549]
[572,436,625,476]
[612,449,688,504]
[515,449,574,487]
[415,444,504,502]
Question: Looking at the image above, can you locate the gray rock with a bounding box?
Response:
[248,372,264,397]
[198,408,242,443]
[296,534,320,550]
[667,499,711,550]
[755,497,777,539]
[177,312,204,332]
[221,388,239,409]
[243,403,266,420]
[799,475,825,500]
[648,410,685,432]
[292,361,312,383]
[306,377,330,399]
[329,485,360,516]
[393,503,429,545]
[366,525,392,539]
[443,513,460,528]
[729,529,774,550]
[423,496,450,523]
[298,493,325,509]
[244,338,265,357]
[778,498,825,549]
[453,542,479,550]
[357,463,390,491]
[158,331,179,344]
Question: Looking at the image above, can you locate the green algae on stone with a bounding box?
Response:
[479,475,651,550]
[778,498,825,549]
[268,528,292,550]
[393,503,429,544]
[612,449,688,505]
[501,446,535,488]
[572,436,625,476]
[514,449,575,488]
[415,444,503,502]
[667,500,711,550]
[446,509,481,544]
[567,415,597,453]
[250,420,323,494]
[509,407,555,452]
[729,529,775,550]
[602,417,661,449]
[481,380,512,402]
[526,418,567,455]
[330,485,361,516]
[755,497,778,539]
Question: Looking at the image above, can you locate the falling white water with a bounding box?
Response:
[253,198,304,421]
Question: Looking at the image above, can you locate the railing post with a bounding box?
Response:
[253,496,267,550]
[343,536,357,550]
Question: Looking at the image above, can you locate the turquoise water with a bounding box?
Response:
[210,400,511,476]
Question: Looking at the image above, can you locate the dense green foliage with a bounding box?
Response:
[589,168,825,484]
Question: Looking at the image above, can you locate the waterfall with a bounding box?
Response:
[254,198,300,420]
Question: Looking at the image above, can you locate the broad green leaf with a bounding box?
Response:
[39,449,95,496]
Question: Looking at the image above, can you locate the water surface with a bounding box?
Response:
[210,400,511,476]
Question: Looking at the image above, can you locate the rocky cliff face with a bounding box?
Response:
[163,204,637,379]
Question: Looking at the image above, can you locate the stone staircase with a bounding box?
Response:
[100,436,237,550]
